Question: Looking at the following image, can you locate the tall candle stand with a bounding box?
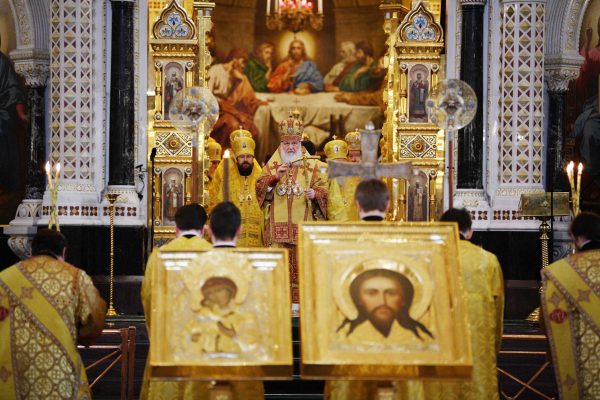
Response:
[106,193,119,317]
[45,161,61,231]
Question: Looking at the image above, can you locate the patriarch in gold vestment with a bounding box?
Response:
[541,212,600,400]
[0,229,105,399]
[213,134,264,247]
[256,112,328,305]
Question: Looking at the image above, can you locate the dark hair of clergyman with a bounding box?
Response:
[32,229,67,258]
[570,211,600,241]
[337,268,433,340]
[440,208,472,235]
[354,179,389,212]
[210,202,241,241]
[175,204,207,231]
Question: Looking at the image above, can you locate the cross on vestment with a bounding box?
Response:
[327,129,413,181]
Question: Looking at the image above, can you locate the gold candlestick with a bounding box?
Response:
[46,162,61,231]
[106,193,119,317]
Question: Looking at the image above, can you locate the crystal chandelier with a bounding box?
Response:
[266,0,324,33]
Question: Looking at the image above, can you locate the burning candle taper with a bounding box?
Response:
[223,149,231,202]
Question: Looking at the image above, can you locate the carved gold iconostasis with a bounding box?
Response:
[298,222,472,379]
[150,249,293,379]
[147,0,447,246]
[382,2,446,222]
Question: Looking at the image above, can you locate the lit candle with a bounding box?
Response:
[45,161,53,190]
[54,163,61,184]
[577,162,583,196]
[266,0,270,14]
[223,149,231,202]
[318,0,322,14]
[566,161,574,195]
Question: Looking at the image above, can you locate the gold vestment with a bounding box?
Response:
[256,150,328,303]
[0,256,106,399]
[541,249,600,400]
[326,240,504,400]
[214,159,264,247]
[140,236,264,400]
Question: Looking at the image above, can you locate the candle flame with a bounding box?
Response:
[55,163,61,173]
[577,162,583,173]
[566,161,574,174]
[45,161,51,174]
[223,149,231,158]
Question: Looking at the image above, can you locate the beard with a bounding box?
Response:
[279,147,303,165]
[366,305,396,338]
[237,161,253,176]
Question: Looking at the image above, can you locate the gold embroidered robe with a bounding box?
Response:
[214,160,264,247]
[325,240,504,400]
[256,150,328,304]
[334,176,361,221]
[541,249,600,400]
[140,236,264,400]
[0,256,106,399]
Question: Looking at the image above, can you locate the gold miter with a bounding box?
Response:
[279,111,304,141]
[206,137,222,161]
[324,137,348,160]
[345,129,361,152]
[231,136,255,157]
[229,128,252,144]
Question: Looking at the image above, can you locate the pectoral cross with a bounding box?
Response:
[327,129,413,181]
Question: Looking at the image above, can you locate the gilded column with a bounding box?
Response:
[109,0,135,186]
[457,0,486,189]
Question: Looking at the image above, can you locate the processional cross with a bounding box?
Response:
[327,129,413,182]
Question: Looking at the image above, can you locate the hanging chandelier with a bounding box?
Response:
[266,0,324,33]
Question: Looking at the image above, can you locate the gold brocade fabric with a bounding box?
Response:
[325,240,504,400]
[0,256,106,399]
[541,250,600,400]
[335,176,361,221]
[327,178,347,221]
[256,150,328,245]
[140,236,264,400]
[214,161,264,247]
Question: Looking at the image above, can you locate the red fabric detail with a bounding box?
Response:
[0,306,9,322]
[549,308,568,324]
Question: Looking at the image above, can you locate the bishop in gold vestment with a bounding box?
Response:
[0,229,106,399]
[323,136,360,221]
[213,135,264,247]
[256,112,327,305]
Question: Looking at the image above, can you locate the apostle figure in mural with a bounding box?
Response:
[256,112,328,308]
[337,40,377,93]
[409,71,429,122]
[267,39,324,95]
[245,41,275,93]
[576,17,600,105]
[0,39,26,194]
[164,69,184,120]
[209,48,267,148]
[324,41,356,91]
